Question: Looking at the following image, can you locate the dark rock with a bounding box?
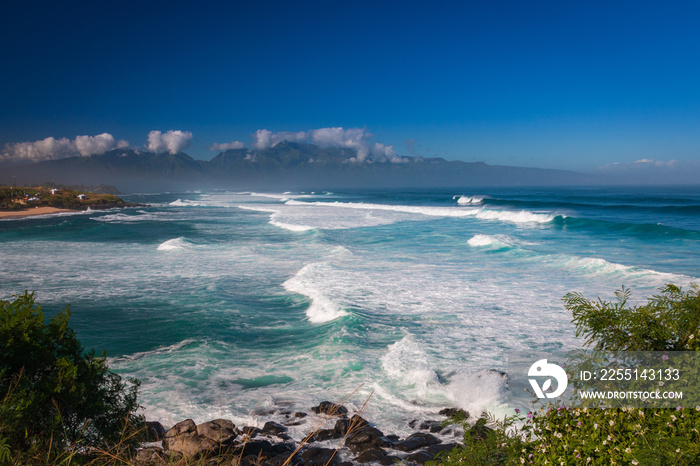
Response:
[334,418,351,435]
[335,415,369,436]
[263,421,288,435]
[162,419,219,458]
[265,452,300,466]
[385,434,399,443]
[295,412,308,418]
[241,454,267,466]
[232,440,274,458]
[408,419,419,428]
[237,426,262,438]
[300,447,340,465]
[355,447,400,465]
[311,401,348,416]
[284,420,304,427]
[439,407,469,419]
[270,442,296,455]
[145,421,166,442]
[344,426,390,453]
[307,428,342,442]
[197,419,237,445]
[405,450,435,464]
[392,432,441,452]
[133,447,167,465]
[428,443,459,455]
[419,420,443,433]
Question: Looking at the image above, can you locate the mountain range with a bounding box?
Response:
[0,142,604,191]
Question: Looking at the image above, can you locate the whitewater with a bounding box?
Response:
[0,186,698,437]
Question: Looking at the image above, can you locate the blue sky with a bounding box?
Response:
[1,0,699,176]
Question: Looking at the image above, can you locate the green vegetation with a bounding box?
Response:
[0,292,143,464]
[0,185,129,211]
[432,284,700,465]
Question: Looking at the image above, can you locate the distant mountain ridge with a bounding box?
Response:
[1,142,604,191]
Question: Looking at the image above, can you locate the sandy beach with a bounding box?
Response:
[0,206,77,219]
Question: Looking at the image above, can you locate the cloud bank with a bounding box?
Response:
[147,130,193,154]
[208,141,245,151]
[1,133,129,164]
[249,127,407,163]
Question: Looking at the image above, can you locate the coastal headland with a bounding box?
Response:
[0,184,140,219]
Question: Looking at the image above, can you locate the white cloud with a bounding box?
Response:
[75,133,128,156]
[252,129,307,149]
[250,127,406,163]
[147,130,192,154]
[208,141,245,151]
[1,133,129,163]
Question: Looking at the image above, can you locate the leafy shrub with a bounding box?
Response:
[0,292,143,461]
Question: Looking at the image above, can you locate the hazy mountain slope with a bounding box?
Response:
[1,143,603,191]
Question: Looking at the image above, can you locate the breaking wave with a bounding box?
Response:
[157,237,191,251]
[283,264,348,323]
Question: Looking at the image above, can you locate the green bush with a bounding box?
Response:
[432,284,700,465]
[0,292,143,461]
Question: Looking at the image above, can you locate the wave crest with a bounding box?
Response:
[157,237,191,251]
[283,264,348,323]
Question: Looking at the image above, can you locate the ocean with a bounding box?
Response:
[1,186,698,438]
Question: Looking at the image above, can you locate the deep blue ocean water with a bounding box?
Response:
[1,186,698,436]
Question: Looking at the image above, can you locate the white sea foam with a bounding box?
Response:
[237,205,316,231]
[381,335,440,390]
[157,237,190,251]
[475,209,554,224]
[380,336,511,416]
[285,199,479,217]
[555,255,684,281]
[169,199,206,207]
[454,195,485,205]
[467,234,508,248]
[445,370,511,418]
[269,219,315,232]
[238,204,393,231]
[285,200,554,224]
[92,212,171,223]
[283,264,348,323]
[249,192,313,200]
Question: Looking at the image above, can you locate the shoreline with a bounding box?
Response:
[0,206,78,219]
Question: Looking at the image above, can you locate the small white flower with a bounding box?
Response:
[609,420,615,426]
[671,415,677,421]
[594,423,598,429]
[587,459,592,464]
[690,334,695,340]
[632,461,639,465]
[603,440,607,445]
[625,448,631,453]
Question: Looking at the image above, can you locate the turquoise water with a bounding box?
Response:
[1,187,698,436]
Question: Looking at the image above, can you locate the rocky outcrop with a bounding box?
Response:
[137,402,468,465]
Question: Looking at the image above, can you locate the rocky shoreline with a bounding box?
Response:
[135,402,468,465]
